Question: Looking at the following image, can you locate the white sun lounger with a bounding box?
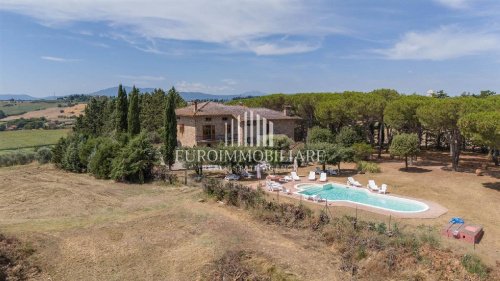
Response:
[266,181,283,191]
[308,171,316,181]
[379,184,387,194]
[319,172,327,182]
[347,177,362,187]
[367,180,379,191]
[291,171,300,181]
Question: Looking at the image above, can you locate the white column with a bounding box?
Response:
[256,114,261,146]
[250,111,254,146]
[237,115,241,146]
[224,122,227,146]
[269,121,274,147]
[262,117,267,146]
[231,118,234,146]
[244,111,248,146]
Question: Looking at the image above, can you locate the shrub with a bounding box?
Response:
[352,142,374,161]
[51,137,67,167]
[110,133,158,183]
[36,147,52,164]
[307,126,334,143]
[376,222,387,234]
[356,161,381,173]
[461,254,489,279]
[88,138,121,179]
[62,141,84,172]
[0,151,36,167]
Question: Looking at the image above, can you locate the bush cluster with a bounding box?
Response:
[52,133,158,183]
[0,151,36,167]
[356,161,381,173]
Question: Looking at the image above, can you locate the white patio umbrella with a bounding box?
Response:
[256,164,262,179]
[293,157,298,172]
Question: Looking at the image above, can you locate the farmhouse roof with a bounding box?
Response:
[175,102,300,120]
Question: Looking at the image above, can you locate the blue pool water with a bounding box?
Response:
[296,183,428,213]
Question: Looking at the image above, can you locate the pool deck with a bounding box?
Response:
[246,179,448,219]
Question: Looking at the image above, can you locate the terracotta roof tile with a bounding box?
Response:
[175,101,300,120]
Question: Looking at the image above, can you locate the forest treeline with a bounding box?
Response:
[50,86,499,184]
[228,89,500,169]
[51,85,183,183]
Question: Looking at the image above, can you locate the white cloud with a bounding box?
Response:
[1,0,343,55]
[176,81,234,93]
[40,56,80,62]
[376,26,500,60]
[434,0,468,9]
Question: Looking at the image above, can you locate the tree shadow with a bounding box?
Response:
[482,182,499,191]
[398,167,432,173]
[337,169,359,177]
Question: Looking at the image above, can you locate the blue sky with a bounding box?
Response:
[0,0,499,97]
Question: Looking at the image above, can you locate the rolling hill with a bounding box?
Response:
[1,87,265,101]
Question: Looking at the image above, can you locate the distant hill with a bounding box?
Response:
[1,87,266,101]
[89,86,265,101]
[0,94,39,101]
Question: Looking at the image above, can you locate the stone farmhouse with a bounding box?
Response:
[175,101,301,147]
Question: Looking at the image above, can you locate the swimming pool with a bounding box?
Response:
[295,183,429,213]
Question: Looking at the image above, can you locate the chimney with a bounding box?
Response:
[193,101,198,113]
[283,105,292,116]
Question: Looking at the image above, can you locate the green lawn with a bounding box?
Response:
[0,129,70,151]
[0,101,60,116]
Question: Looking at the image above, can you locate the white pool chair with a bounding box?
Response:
[347,177,362,187]
[308,171,316,181]
[379,184,387,194]
[291,172,301,181]
[319,172,327,182]
[367,180,379,191]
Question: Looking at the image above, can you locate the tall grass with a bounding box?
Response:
[461,254,489,279]
[356,161,381,173]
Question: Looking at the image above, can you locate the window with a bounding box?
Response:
[178,124,184,135]
[202,125,215,140]
[226,124,232,134]
[222,117,228,121]
[205,117,212,122]
[177,116,180,120]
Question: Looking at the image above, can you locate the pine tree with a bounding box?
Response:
[163,87,178,169]
[128,86,141,135]
[115,84,128,132]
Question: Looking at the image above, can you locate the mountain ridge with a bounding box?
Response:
[0,87,266,101]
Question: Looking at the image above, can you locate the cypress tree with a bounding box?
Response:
[128,86,141,135]
[115,84,128,132]
[163,87,178,169]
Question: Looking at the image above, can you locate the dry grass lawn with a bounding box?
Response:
[0,164,346,280]
[289,150,500,265]
[0,150,498,280]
